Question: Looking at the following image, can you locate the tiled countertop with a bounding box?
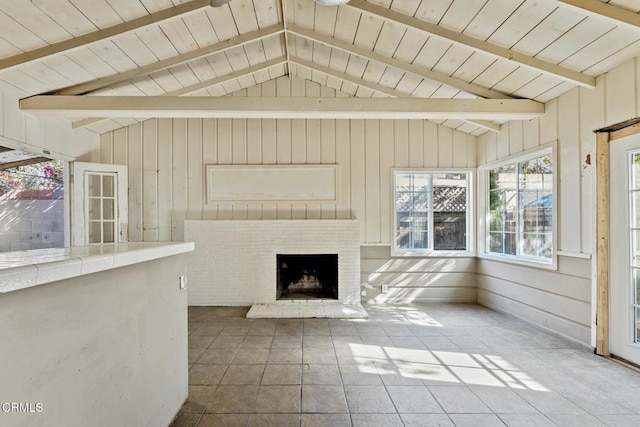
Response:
[0,242,195,294]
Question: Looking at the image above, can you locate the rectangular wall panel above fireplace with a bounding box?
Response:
[184,220,360,306]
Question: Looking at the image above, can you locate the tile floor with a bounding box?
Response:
[171,303,640,427]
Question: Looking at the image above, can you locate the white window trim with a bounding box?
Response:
[477,142,558,270]
[391,168,476,258]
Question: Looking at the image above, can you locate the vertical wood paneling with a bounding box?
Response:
[157,119,173,240]
[142,119,159,241]
[351,119,366,240]
[508,121,524,155]
[605,59,636,125]
[262,119,277,165]
[100,133,113,164]
[276,119,291,163]
[540,98,558,144]
[187,119,203,220]
[579,79,605,255]
[438,126,453,167]
[291,120,306,164]
[466,134,477,168]
[336,120,351,219]
[365,120,381,243]
[306,119,321,164]
[558,89,581,253]
[217,119,232,165]
[379,120,394,244]
[127,122,143,242]
[452,131,467,168]
[423,121,438,168]
[408,120,423,167]
[321,118,336,219]
[394,120,409,167]
[171,119,187,241]
[113,128,128,165]
[232,119,247,164]
[247,119,262,164]
[202,119,217,220]
[523,118,540,151]
[497,122,510,158]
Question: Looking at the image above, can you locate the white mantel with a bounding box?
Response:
[184,220,361,306]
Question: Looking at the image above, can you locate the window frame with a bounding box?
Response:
[478,143,558,270]
[391,168,475,257]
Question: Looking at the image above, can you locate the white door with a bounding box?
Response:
[609,133,640,365]
[72,162,128,246]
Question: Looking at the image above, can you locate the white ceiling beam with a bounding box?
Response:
[291,56,406,98]
[281,0,292,75]
[466,120,502,133]
[20,96,544,120]
[557,0,640,31]
[292,57,501,133]
[288,24,514,100]
[0,0,216,73]
[72,56,288,129]
[57,24,285,96]
[346,0,596,89]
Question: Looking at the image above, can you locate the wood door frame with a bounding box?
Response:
[595,117,640,356]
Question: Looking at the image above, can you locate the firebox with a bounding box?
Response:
[276,254,338,300]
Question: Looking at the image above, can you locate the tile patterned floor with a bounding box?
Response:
[171,303,640,427]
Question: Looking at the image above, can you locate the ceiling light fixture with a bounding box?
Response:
[313,0,350,5]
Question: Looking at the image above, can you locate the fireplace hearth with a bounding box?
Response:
[277,254,338,300]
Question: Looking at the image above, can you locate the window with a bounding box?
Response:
[393,170,471,255]
[484,149,554,264]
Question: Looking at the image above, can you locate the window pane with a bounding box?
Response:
[632,191,640,229]
[103,222,115,243]
[632,153,640,190]
[88,221,102,244]
[518,154,553,259]
[636,307,640,344]
[103,199,115,220]
[489,232,504,253]
[395,173,431,251]
[88,173,101,197]
[88,198,101,221]
[633,230,640,268]
[634,268,640,306]
[433,173,467,250]
[103,175,114,197]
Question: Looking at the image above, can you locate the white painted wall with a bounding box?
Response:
[0,200,64,252]
[99,76,478,302]
[476,56,640,345]
[0,255,188,427]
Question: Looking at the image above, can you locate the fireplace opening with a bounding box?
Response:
[277,254,338,300]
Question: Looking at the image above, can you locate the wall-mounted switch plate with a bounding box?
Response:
[179,275,186,290]
[381,284,389,294]
[361,290,367,297]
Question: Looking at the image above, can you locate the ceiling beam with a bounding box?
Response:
[20,96,544,120]
[557,0,640,31]
[0,157,50,170]
[287,24,513,100]
[281,0,292,75]
[0,0,215,73]
[291,56,406,98]
[466,120,502,132]
[72,56,288,129]
[346,0,596,89]
[292,56,500,133]
[57,24,285,96]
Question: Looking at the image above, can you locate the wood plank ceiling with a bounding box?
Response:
[0,0,639,137]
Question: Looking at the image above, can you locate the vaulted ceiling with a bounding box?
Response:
[1,0,639,137]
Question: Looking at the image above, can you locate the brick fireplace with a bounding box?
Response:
[184,220,362,311]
